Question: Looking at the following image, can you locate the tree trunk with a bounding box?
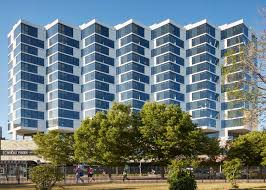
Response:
[108,167,112,180]
[247,165,249,183]
[160,166,165,179]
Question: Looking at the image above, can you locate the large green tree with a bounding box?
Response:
[74,103,141,178]
[33,131,74,166]
[226,131,266,180]
[139,102,220,178]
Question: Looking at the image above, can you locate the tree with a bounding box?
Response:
[74,103,141,178]
[29,164,63,190]
[168,160,197,190]
[139,102,220,178]
[223,158,242,188]
[226,131,266,180]
[33,131,74,166]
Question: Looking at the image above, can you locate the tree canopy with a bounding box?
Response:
[33,131,74,166]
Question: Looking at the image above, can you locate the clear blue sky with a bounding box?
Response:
[0,0,265,138]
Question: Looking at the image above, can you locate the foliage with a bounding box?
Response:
[29,164,63,190]
[74,103,141,167]
[223,158,242,188]
[227,131,266,167]
[167,160,197,190]
[33,131,74,166]
[139,102,220,166]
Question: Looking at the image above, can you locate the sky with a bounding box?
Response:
[0,0,265,138]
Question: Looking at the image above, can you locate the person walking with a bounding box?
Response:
[122,169,129,182]
[88,167,95,183]
[74,165,84,184]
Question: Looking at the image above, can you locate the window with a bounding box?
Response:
[151,23,180,39]
[186,23,215,39]
[116,23,144,39]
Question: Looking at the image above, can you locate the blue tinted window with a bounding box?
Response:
[85,90,114,101]
[151,81,180,92]
[121,90,149,101]
[81,23,109,39]
[156,90,184,101]
[17,71,44,84]
[221,24,248,40]
[85,71,114,83]
[156,71,184,83]
[14,99,38,110]
[47,43,73,56]
[14,62,38,74]
[151,62,180,75]
[82,43,109,57]
[192,90,219,101]
[47,81,73,92]
[192,109,219,119]
[58,109,79,119]
[123,99,145,109]
[192,53,219,65]
[47,23,73,38]
[49,90,79,102]
[186,23,215,39]
[116,62,144,75]
[82,99,109,110]
[156,34,184,48]
[82,62,109,75]
[221,101,244,110]
[49,71,79,84]
[17,34,44,49]
[120,34,149,48]
[14,81,38,91]
[14,43,38,57]
[49,53,79,66]
[20,109,44,119]
[192,71,219,83]
[47,118,74,128]
[117,43,145,57]
[15,23,38,38]
[186,81,216,93]
[186,44,216,57]
[222,118,243,128]
[156,53,184,66]
[47,100,73,110]
[117,23,144,39]
[117,81,145,92]
[84,34,114,48]
[19,118,38,128]
[186,99,216,110]
[186,62,215,75]
[82,81,109,92]
[49,34,79,48]
[120,71,149,84]
[193,118,216,128]
[17,53,44,66]
[151,23,180,39]
[85,52,114,66]
[192,34,219,47]
[120,53,149,66]
[227,34,249,47]
[47,62,73,74]
[17,90,44,102]
[152,43,180,57]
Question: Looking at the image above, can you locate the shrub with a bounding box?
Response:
[223,158,242,188]
[167,160,197,190]
[29,164,63,190]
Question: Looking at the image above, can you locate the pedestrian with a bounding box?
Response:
[122,169,129,182]
[74,165,84,184]
[88,166,95,182]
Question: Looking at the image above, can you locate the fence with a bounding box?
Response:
[0,164,266,185]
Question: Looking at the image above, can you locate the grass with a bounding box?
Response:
[0,182,266,190]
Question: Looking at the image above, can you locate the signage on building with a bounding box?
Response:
[0,150,35,155]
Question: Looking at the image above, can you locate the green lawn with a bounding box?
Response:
[0,182,266,190]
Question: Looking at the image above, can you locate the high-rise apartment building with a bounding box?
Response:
[7,18,255,140]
